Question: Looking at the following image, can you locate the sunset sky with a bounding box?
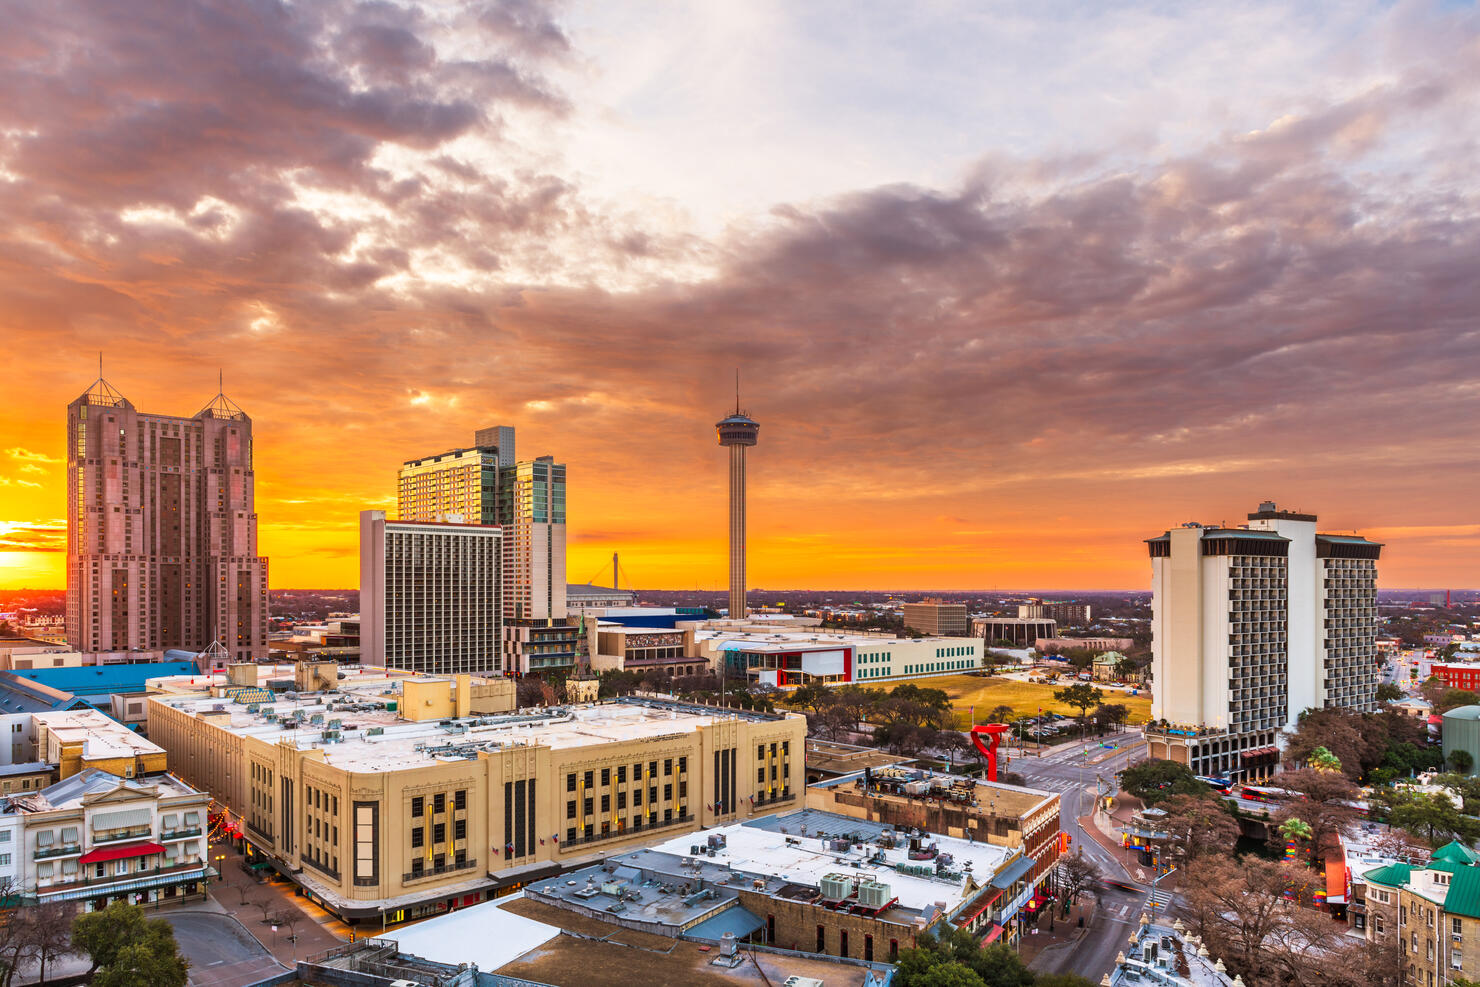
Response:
[2,1,1478,592]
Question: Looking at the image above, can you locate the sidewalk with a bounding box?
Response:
[1018,897,1097,966]
[1078,797,1181,891]
[206,838,349,970]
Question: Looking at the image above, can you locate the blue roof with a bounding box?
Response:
[990,854,1036,890]
[684,904,766,941]
[7,662,198,700]
[0,678,92,714]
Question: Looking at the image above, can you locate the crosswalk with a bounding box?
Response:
[1147,887,1173,910]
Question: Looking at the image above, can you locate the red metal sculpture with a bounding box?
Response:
[970,723,1012,782]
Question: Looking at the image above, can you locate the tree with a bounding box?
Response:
[1438,688,1480,713]
[1376,788,1480,846]
[1120,759,1208,805]
[1056,850,1100,904]
[893,927,1033,987]
[1451,749,1475,775]
[1279,817,1314,859]
[987,704,1015,726]
[92,935,188,987]
[0,878,32,987]
[1270,767,1360,856]
[1157,793,1239,867]
[72,902,149,976]
[1307,746,1342,773]
[911,962,983,987]
[1375,682,1405,703]
[1052,683,1105,737]
[1034,977,1097,987]
[1091,703,1128,734]
[19,902,75,985]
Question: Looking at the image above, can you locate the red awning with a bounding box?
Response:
[956,888,1004,926]
[981,923,1005,944]
[78,841,164,864]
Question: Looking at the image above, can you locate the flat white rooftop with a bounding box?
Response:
[33,709,166,760]
[697,629,978,652]
[149,691,782,773]
[644,817,1014,912]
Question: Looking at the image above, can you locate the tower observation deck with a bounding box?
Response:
[716,390,760,619]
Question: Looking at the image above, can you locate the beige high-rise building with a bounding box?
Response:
[147,669,806,925]
[1145,502,1381,780]
[397,428,575,677]
[360,511,503,676]
[66,375,267,660]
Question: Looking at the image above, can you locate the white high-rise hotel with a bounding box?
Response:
[1146,502,1381,781]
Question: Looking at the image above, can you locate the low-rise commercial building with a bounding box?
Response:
[148,673,806,925]
[806,767,1063,945]
[5,768,210,910]
[526,804,1053,963]
[975,618,1056,647]
[698,629,983,686]
[590,625,705,679]
[1036,636,1134,653]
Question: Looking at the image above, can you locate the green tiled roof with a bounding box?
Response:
[1364,863,1414,888]
[1445,868,1480,920]
[1432,842,1480,865]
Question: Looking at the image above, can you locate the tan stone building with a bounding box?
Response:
[1360,843,1480,986]
[147,670,806,924]
[805,766,1063,946]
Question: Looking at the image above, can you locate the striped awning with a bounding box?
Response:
[92,808,152,831]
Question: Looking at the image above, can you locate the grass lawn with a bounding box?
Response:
[924,675,1153,729]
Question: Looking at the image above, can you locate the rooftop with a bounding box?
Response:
[8,767,200,814]
[33,708,166,761]
[148,689,791,772]
[697,628,976,652]
[7,661,199,699]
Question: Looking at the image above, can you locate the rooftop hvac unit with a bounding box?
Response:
[856,880,892,909]
[720,932,737,957]
[263,711,277,721]
[366,726,384,736]
[819,873,855,901]
[309,713,324,724]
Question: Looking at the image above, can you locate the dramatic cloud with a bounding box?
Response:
[0,522,66,553]
[0,0,1477,589]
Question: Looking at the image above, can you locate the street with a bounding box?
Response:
[1008,730,1163,982]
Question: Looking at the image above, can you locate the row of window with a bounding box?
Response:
[566,759,686,792]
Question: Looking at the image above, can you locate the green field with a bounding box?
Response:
[924,675,1152,729]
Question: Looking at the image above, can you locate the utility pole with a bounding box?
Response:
[613,552,618,590]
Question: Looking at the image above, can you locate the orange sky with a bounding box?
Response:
[2,2,1478,592]
[2,365,1475,591]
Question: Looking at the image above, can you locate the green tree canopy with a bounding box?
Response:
[1120,759,1208,805]
[72,902,187,986]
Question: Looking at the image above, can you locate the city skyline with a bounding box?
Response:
[3,2,1480,591]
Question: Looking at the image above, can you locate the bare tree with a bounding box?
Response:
[1056,850,1101,905]
[0,879,33,987]
[1157,793,1240,869]
[19,902,75,985]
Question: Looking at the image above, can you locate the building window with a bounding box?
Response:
[433,793,446,814]
[411,828,424,848]
[454,789,467,811]
[567,801,576,819]
[567,773,577,792]
[411,796,424,818]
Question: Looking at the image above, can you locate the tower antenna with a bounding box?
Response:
[219,367,223,394]
[735,368,740,414]
[99,352,103,379]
